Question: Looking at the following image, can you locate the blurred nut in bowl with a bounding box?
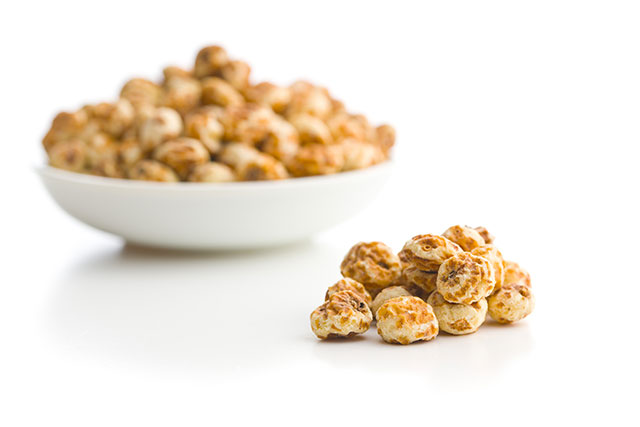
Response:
[162,65,193,82]
[153,137,210,180]
[442,225,485,252]
[244,82,291,113]
[258,117,300,162]
[436,252,495,304]
[120,78,161,109]
[310,290,372,339]
[376,296,439,344]
[340,241,402,297]
[128,159,179,182]
[288,113,333,145]
[188,162,236,183]
[427,291,487,335]
[184,107,225,155]
[287,81,332,119]
[194,45,229,79]
[371,286,412,319]
[374,124,396,155]
[42,110,89,152]
[139,107,183,152]
[48,139,87,172]
[342,139,385,171]
[487,283,535,323]
[400,234,462,272]
[201,77,244,107]
[220,60,251,90]
[85,99,135,137]
[161,76,202,116]
[287,143,344,177]
[325,278,372,308]
[237,153,289,181]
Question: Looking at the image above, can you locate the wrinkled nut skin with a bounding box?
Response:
[188,162,236,183]
[442,225,485,252]
[340,242,402,296]
[139,107,183,152]
[287,143,345,177]
[153,137,210,179]
[201,77,245,108]
[48,139,87,172]
[487,283,534,323]
[474,226,495,245]
[194,45,230,79]
[376,296,439,344]
[436,252,495,304]
[310,290,372,339]
[471,245,505,293]
[400,234,462,271]
[427,292,487,335]
[503,260,531,288]
[325,278,372,308]
[402,267,438,294]
[371,286,412,319]
[128,159,179,182]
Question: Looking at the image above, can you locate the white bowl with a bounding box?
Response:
[37,163,392,250]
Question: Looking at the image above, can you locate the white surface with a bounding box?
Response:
[1,1,639,426]
[38,163,391,249]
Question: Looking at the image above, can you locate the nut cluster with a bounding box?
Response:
[310,226,534,344]
[43,45,394,182]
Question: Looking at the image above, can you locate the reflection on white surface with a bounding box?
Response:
[46,240,533,381]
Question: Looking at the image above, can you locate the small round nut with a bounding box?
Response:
[120,78,161,109]
[161,76,202,116]
[287,143,344,177]
[153,137,210,180]
[139,107,183,152]
[162,66,192,82]
[374,124,395,155]
[474,226,495,244]
[201,77,244,107]
[487,283,535,323]
[371,286,412,318]
[327,113,372,142]
[341,139,385,171]
[288,113,333,145]
[42,110,89,152]
[427,292,487,335]
[258,117,300,162]
[217,142,262,169]
[310,290,372,339]
[184,107,225,155]
[49,139,87,172]
[194,45,229,79]
[400,234,462,272]
[128,160,179,182]
[503,261,531,287]
[471,245,505,293]
[86,99,135,137]
[340,242,402,296]
[243,82,291,113]
[442,225,485,252]
[436,252,496,304]
[117,138,144,168]
[401,266,438,294]
[219,60,251,90]
[188,162,236,183]
[237,153,289,181]
[376,296,439,344]
[287,81,332,119]
[325,278,372,308]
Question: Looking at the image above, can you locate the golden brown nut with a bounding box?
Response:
[400,234,462,272]
[217,142,262,169]
[341,139,385,171]
[474,226,495,244]
[442,225,485,252]
[487,283,535,323]
[42,110,90,152]
[117,138,144,168]
[161,76,202,116]
[325,278,372,308]
[184,107,225,155]
[401,267,438,294]
[220,104,275,143]
[436,252,495,304]
[84,132,118,170]
[237,153,289,181]
[310,290,372,339]
[287,143,344,177]
[374,124,396,155]
[258,117,300,162]
[503,261,531,288]
[471,245,505,293]
[376,296,439,344]
[162,66,192,82]
[371,286,412,318]
[194,45,229,79]
[340,242,402,296]
[48,139,87,172]
[288,113,333,145]
[188,162,236,183]
[327,113,374,142]
[138,107,183,152]
[128,160,179,182]
[120,78,161,109]
[243,82,291,113]
[427,291,487,335]
[153,137,210,180]
[85,99,135,137]
[220,60,251,90]
[201,77,244,107]
[287,81,332,119]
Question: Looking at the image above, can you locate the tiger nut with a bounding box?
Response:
[376,296,439,344]
[325,278,372,308]
[340,242,402,297]
[400,234,462,272]
[310,290,372,339]
[487,283,535,324]
[427,291,487,335]
[436,252,495,304]
[442,225,485,252]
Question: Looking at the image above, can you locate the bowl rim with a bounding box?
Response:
[36,161,392,192]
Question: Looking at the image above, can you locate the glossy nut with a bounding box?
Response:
[487,283,534,323]
[436,252,495,304]
[376,296,439,344]
[310,290,372,339]
[427,292,487,335]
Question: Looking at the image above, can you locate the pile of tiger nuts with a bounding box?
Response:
[42,45,394,182]
[310,225,534,344]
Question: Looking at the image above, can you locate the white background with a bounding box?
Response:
[1,1,639,425]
